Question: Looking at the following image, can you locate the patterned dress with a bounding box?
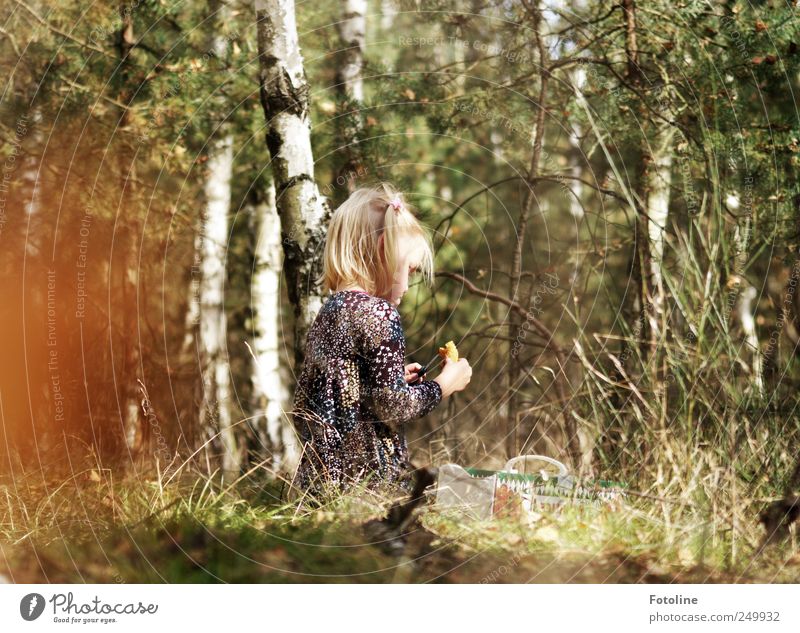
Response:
[290,289,443,498]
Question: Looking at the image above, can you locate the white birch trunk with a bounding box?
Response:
[567,67,586,220]
[380,0,397,32]
[488,17,505,163]
[737,285,764,397]
[249,181,298,473]
[174,0,243,478]
[333,0,366,194]
[646,123,677,325]
[198,133,238,479]
[732,208,764,397]
[21,108,44,257]
[255,0,331,372]
[181,230,202,356]
[336,0,366,102]
[116,4,142,454]
[378,0,397,68]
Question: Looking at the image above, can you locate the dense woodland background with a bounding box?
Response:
[1,0,799,533]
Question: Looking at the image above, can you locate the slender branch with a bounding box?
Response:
[435,270,564,356]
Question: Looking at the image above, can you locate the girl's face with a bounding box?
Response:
[387,234,424,306]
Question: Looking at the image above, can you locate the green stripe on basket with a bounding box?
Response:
[463,467,628,490]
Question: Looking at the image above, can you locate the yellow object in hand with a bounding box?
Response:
[437,340,459,363]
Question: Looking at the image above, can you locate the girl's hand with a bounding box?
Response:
[404,362,423,384]
[433,357,472,398]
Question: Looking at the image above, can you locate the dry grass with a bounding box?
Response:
[0,452,797,583]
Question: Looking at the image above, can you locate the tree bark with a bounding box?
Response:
[332,0,367,200]
[254,0,331,374]
[380,0,397,32]
[623,0,676,380]
[566,67,586,220]
[737,284,764,396]
[248,180,298,473]
[189,0,240,480]
[115,3,143,458]
[643,121,676,354]
[621,0,641,81]
[20,108,44,256]
[197,133,238,480]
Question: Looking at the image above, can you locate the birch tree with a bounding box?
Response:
[20,108,44,257]
[333,0,366,197]
[643,120,677,347]
[115,3,142,454]
[190,0,240,479]
[248,181,298,472]
[566,67,586,221]
[621,0,676,363]
[197,134,237,478]
[254,0,331,373]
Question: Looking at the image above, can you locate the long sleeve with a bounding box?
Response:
[357,300,443,430]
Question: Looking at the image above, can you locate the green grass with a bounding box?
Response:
[0,463,797,583]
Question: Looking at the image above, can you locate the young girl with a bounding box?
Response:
[290,183,472,499]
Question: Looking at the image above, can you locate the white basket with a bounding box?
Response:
[435,454,626,519]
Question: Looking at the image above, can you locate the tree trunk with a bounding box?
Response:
[254,0,331,374]
[248,180,298,473]
[567,64,595,477]
[197,133,238,481]
[21,108,44,257]
[643,122,676,354]
[621,0,654,364]
[623,0,676,393]
[380,0,397,32]
[506,2,581,468]
[737,285,764,396]
[621,0,641,81]
[730,197,764,396]
[185,0,241,481]
[116,3,142,458]
[567,67,586,220]
[629,116,675,445]
[506,3,548,462]
[181,230,202,355]
[332,0,367,200]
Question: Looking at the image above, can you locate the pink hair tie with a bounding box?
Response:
[388,195,403,213]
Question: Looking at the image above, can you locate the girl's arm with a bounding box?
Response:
[358,301,443,430]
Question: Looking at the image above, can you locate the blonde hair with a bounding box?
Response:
[320,182,435,298]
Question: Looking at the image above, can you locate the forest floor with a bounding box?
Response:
[1,468,798,584]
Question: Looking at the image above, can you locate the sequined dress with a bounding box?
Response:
[290,290,443,497]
